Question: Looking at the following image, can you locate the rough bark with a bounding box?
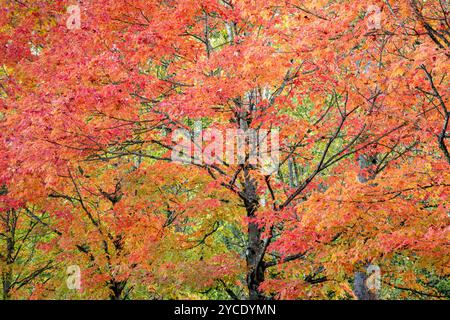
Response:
[354,155,380,300]
[243,169,266,300]
[1,210,15,300]
[109,279,127,300]
[354,271,378,300]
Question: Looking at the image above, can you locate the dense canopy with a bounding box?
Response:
[0,0,448,300]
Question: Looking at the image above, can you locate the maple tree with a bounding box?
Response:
[0,0,448,300]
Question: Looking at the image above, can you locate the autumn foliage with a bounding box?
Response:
[0,0,448,300]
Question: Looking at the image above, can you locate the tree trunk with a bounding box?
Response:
[354,155,379,300]
[246,218,266,300]
[354,271,378,300]
[2,269,12,300]
[1,210,15,300]
[109,279,127,300]
[243,170,266,300]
